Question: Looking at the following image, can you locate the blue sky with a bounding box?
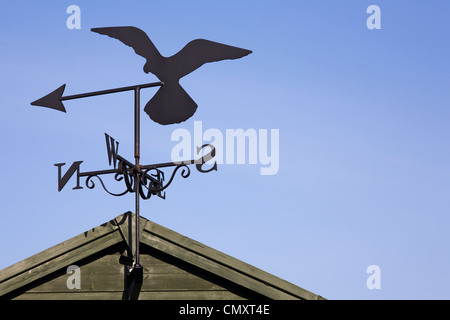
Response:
[0,1,449,299]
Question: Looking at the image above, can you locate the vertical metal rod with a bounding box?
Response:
[134,88,140,163]
[134,87,141,268]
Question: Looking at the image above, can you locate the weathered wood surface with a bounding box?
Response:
[1,212,324,300]
[13,290,247,300]
[11,243,256,300]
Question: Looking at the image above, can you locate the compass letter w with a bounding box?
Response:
[105,133,119,169]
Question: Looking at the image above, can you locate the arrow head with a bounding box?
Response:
[31,84,66,112]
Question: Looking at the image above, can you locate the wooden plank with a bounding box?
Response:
[138,290,248,300]
[140,273,226,291]
[27,251,125,293]
[27,275,124,293]
[0,231,123,297]
[141,259,189,274]
[14,290,246,300]
[13,291,124,300]
[140,231,297,300]
[26,266,226,293]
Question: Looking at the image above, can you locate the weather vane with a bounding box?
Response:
[31,26,252,299]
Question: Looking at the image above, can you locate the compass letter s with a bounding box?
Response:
[54,161,83,191]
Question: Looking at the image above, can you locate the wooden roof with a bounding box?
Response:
[0,212,325,300]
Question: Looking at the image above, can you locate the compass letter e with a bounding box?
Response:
[54,161,83,191]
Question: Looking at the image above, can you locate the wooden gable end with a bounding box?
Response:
[0,212,324,300]
[4,243,265,300]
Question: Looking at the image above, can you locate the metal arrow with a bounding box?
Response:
[30,81,164,112]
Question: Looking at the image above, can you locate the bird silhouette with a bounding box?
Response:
[91,26,252,125]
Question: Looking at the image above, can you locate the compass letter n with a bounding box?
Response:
[54,161,83,191]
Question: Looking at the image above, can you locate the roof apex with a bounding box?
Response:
[0,212,325,300]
